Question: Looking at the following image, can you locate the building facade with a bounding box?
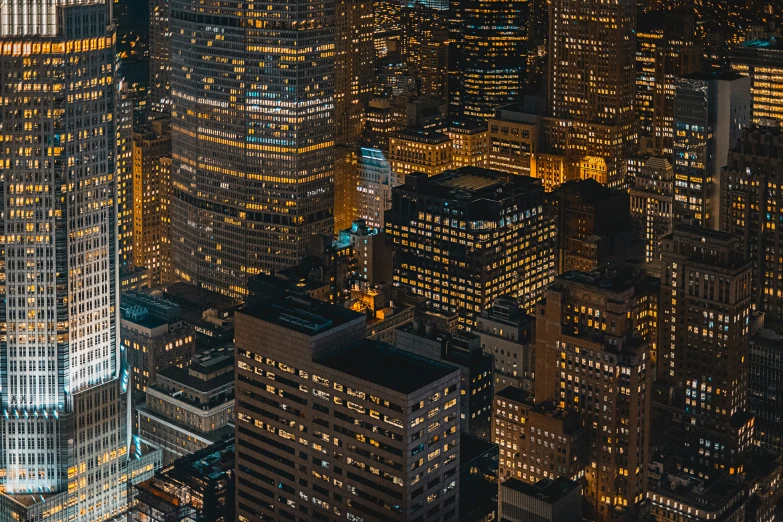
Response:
[234,296,462,522]
[169,0,336,298]
[547,0,637,187]
[629,157,674,277]
[137,349,234,464]
[731,38,783,124]
[672,72,751,228]
[721,124,783,322]
[0,2,129,519]
[387,168,555,328]
[534,263,657,521]
[658,227,755,473]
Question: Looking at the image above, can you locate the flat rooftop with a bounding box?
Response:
[240,295,364,335]
[319,340,458,395]
[502,477,580,503]
[400,167,541,202]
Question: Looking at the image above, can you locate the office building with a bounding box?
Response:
[363,98,404,151]
[335,0,374,146]
[534,262,657,521]
[486,105,545,185]
[651,11,702,155]
[731,37,783,124]
[446,121,488,169]
[450,0,536,119]
[120,293,195,393]
[722,124,783,322]
[131,437,235,522]
[629,157,675,277]
[387,168,555,327]
[356,147,397,229]
[657,227,755,473]
[234,296,462,522]
[137,348,235,464]
[547,0,637,187]
[636,12,664,153]
[334,146,359,234]
[395,321,494,439]
[492,388,587,485]
[0,1,128,519]
[672,71,751,228]
[749,329,783,453]
[148,0,170,112]
[338,219,393,285]
[118,80,135,275]
[170,0,335,298]
[132,118,172,285]
[475,297,535,392]
[549,179,642,274]
[498,478,582,522]
[388,128,453,180]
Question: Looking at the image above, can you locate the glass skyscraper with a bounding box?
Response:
[0,0,129,519]
[169,0,336,299]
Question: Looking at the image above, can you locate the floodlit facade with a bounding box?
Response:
[0,1,129,519]
[170,0,336,298]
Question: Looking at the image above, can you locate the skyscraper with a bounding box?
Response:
[547,0,637,187]
[672,72,750,228]
[450,0,536,120]
[0,1,129,519]
[721,124,783,322]
[658,227,755,472]
[629,157,674,277]
[170,0,336,298]
[148,0,170,113]
[534,262,657,521]
[334,0,374,146]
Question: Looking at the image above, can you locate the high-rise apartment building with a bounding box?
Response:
[721,124,783,321]
[335,0,374,146]
[672,71,751,228]
[170,0,335,298]
[547,0,637,188]
[534,262,657,521]
[731,37,783,124]
[629,157,674,277]
[148,0,170,113]
[450,0,536,119]
[234,296,462,522]
[0,2,129,519]
[658,227,755,473]
[386,168,555,327]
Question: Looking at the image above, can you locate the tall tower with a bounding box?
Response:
[547,0,637,187]
[0,1,129,520]
[169,0,336,299]
[451,0,535,120]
